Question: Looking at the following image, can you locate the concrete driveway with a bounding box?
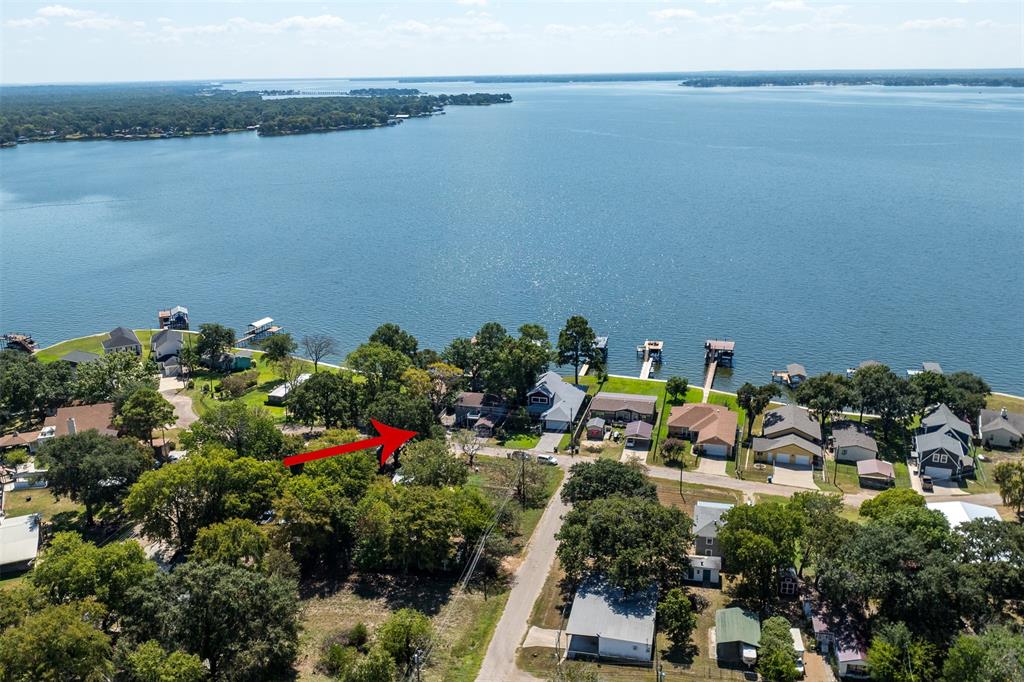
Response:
[771,462,816,489]
[534,432,564,454]
[158,376,198,429]
[697,455,728,476]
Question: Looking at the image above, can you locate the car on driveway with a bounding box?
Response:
[536,454,558,465]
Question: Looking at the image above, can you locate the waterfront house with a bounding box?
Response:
[565,575,656,665]
[693,501,733,559]
[102,327,142,355]
[714,608,760,666]
[623,420,653,449]
[588,392,657,425]
[454,392,509,430]
[926,501,1000,528]
[585,417,606,440]
[978,408,1024,450]
[762,404,822,444]
[42,403,117,440]
[525,371,586,432]
[151,329,184,377]
[0,514,41,573]
[914,429,974,480]
[665,403,738,458]
[267,374,311,406]
[752,434,821,467]
[59,350,101,369]
[919,404,972,448]
[831,422,878,463]
[856,459,895,488]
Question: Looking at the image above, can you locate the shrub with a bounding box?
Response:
[661,438,687,460]
[318,642,357,677]
[220,370,259,398]
[2,448,29,468]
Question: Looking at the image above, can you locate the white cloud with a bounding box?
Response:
[650,8,699,21]
[66,17,144,30]
[37,5,92,18]
[900,17,966,30]
[765,1,807,11]
[4,17,50,29]
[456,0,487,5]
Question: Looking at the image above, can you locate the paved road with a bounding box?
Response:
[477,471,569,681]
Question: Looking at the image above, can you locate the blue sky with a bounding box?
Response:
[2,1,1021,84]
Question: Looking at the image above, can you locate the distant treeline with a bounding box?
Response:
[388,69,1024,87]
[0,84,511,145]
[349,88,422,96]
[680,72,1024,88]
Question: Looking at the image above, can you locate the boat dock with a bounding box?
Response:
[637,340,663,379]
[2,333,38,353]
[702,339,736,402]
[236,317,283,347]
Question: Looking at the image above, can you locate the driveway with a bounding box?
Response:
[477,477,569,681]
[770,463,816,489]
[911,471,968,496]
[697,455,728,477]
[534,432,564,454]
[158,376,198,430]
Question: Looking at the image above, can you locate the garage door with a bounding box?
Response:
[793,454,810,466]
[704,443,728,458]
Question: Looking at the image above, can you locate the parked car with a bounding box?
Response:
[537,454,558,466]
[509,450,531,461]
[921,475,934,492]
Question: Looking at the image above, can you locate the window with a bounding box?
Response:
[705,537,715,546]
[935,453,948,464]
[530,396,547,405]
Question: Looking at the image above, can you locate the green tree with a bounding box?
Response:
[757,616,798,682]
[261,332,297,363]
[369,323,419,358]
[0,601,112,682]
[374,608,432,669]
[73,352,158,404]
[347,342,412,397]
[0,351,74,416]
[366,392,435,440]
[556,315,597,386]
[657,587,697,648]
[125,562,299,682]
[118,640,207,682]
[399,439,467,487]
[561,459,657,504]
[665,376,689,402]
[38,431,152,524]
[992,460,1024,515]
[192,519,270,569]
[859,488,925,520]
[116,386,176,444]
[866,622,937,682]
[124,445,285,551]
[718,502,800,603]
[555,496,693,592]
[851,363,897,421]
[196,323,236,363]
[909,371,952,417]
[794,373,853,434]
[942,626,1024,682]
[345,646,397,682]
[181,401,285,460]
[287,371,365,428]
[736,383,781,441]
[179,342,201,380]
[946,371,991,423]
[788,491,844,578]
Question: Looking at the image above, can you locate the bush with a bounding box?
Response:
[661,438,687,461]
[318,642,358,677]
[348,623,369,651]
[688,592,710,613]
[2,448,29,468]
[219,370,259,398]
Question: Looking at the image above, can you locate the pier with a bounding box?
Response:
[701,339,736,402]
[2,333,38,353]
[236,317,283,348]
[636,340,663,379]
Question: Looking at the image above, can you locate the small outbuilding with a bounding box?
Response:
[856,459,895,488]
[267,373,311,406]
[565,576,656,665]
[686,554,722,587]
[624,420,653,449]
[715,607,760,666]
[0,513,41,573]
[586,417,606,440]
[978,408,1024,450]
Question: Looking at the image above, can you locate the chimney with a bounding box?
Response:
[67,417,77,435]
[1001,407,1008,419]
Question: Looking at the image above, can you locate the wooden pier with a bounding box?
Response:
[2,333,38,353]
[701,339,735,402]
[636,340,663,379]
[236,317,283,348]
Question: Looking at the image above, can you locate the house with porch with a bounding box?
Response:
[978,408,1024,450]
[588,392,658,425]
[914,406,975,481]
[525,371,586,432]
[102,327,142,355]
[454,393,509,432]
[665,403,737,458]
[754,404,823,467]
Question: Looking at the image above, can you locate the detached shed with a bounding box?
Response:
[715,607,760,666]
[856,459,895,488]
[565,576,656,665]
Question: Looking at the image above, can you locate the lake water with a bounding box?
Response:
[1,81,1022,392]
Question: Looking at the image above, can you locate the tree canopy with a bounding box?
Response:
[560,459,657,505]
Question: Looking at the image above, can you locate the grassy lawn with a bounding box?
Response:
[649,387,705,467]
[529,559,568,630]
[497,432,541,450]
[893,461,911,489]
[736,444,772,483]
[960,458,1001,494]
[185,351,320,420]
[2,487,82,522]
[754,493,790,505]
[652,478,744,518]
[987,393,1024,414]
[35,329,180,363]
[820,460,862,494]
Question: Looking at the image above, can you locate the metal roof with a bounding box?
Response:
[0,514,40,566]
[564,576,656,646]
[694,501,733,539]
[926,501,1000,528]
[715,608,760,647]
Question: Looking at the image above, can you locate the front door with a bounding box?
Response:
[702,570,710,588]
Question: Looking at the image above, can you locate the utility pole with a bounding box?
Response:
[519,456,526,508]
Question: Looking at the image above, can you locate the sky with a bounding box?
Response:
[1,1,1021,84]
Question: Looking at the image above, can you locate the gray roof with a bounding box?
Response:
[832,424,878,453]
[694,501,733,539]
[530,371,586,423]
[60,350,101,366]
[752,434,823,457]
[624,420,653,439]
[564,575,657,646]
[921,362,943,374]
[786,363,807,377]
[979,408,1024,439]
[715,608,761,647]
[762,404,821,442]
[103,326,140,350]
[921,404,972,439]
[688,554,722,570]
[151,329,183,358]
[590,392,658,416]
[587,417,606,428]
[914,429,965,456]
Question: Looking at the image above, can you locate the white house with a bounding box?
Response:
[831,423,878,463]
[0,513,41,572]
[267,373,311,406]
[978,408,1024,450]
[565,576,656,665]
[686,554,722,587]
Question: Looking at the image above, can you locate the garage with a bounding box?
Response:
[793,454,810,466]
[702,443,729,458]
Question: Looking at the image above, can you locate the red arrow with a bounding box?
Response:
[283,420,417,468]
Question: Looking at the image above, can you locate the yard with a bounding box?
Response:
[185,350,321,420]
[649,387,705,467]
[652,478,744,518]
[298,458,562,681]
[2,487,82,523]
[35,329,172,363]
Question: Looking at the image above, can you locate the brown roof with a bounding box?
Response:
[667,403,737,447]
[589,392,658,416]
[625,420,654,439]
[44,403,117,437]
[456,392,506,409]
[856,459,894,479]
[0,431,40,449]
